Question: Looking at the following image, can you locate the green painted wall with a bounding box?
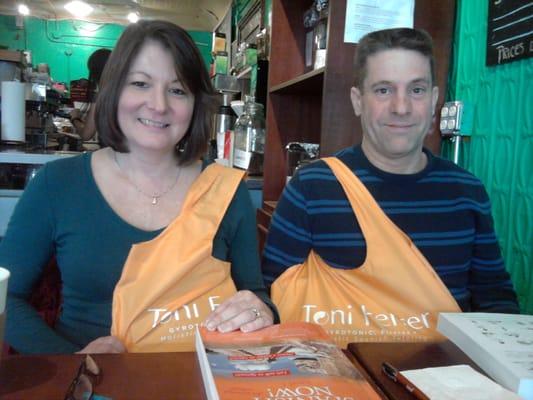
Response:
[188,30,213,71]
[264,0,272,28]
[444,0,532,313]
[0,15,212,86]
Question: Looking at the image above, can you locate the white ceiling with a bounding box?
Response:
[0,0,232,31]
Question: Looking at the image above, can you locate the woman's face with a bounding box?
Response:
[117,39,195,154]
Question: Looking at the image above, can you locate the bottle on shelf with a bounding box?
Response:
[213,92,236,162]
[233,95,265,176]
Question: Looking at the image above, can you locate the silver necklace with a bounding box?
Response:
[113,151,182,205]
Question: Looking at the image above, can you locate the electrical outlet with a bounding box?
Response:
[440,100,474,137]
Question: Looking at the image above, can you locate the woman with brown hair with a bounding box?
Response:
[1,20,275,354]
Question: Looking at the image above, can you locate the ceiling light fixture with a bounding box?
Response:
[18,4,30,15]
[64,1,93,18]
[127,11,140,23]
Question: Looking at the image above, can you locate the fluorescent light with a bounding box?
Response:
[18,4,30,15]
[127,11,139,23]
[64,1,93,18]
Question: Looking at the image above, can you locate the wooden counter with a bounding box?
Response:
[0,352,206,399]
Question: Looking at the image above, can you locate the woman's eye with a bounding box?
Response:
[169,87,186,96]
[130,81,147,88]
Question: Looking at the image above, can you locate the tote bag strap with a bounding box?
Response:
[322,157,415,251]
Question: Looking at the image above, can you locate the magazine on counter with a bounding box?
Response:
[195,322,381,400]
[437,312,533,399]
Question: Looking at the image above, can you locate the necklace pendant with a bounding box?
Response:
[152,197,158,205]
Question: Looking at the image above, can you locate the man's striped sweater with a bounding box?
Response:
[262,145,519,313]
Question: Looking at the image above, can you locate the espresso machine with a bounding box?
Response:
[25,99,55,148]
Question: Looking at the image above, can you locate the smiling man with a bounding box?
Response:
[352,47,438,174]
[263,28,519,327]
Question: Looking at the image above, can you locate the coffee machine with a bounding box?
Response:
[26,82,61,148]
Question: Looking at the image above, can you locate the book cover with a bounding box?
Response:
[196,322,382,400]
[437,312,533,399]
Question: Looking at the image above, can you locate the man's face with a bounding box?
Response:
[351,49,439,167]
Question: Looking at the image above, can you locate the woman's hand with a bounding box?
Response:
[69,108,82,120]
[204,290,274,333]
[77,336,126,354]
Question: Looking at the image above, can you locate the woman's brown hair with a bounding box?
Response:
[95,20,217,164]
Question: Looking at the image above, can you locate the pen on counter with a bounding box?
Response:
[382,362,430,400]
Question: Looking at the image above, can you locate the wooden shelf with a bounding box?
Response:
[262,0,357,202]
[261,0,456,205]
[257,200,277,254]
[269,67,324,94]
[263,201,277,214]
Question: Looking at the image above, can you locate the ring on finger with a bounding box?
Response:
[250,307,261,320]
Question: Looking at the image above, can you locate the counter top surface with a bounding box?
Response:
[0,352,207,400]
[0,144,79,164]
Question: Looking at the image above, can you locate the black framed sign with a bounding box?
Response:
[486,0,533,66]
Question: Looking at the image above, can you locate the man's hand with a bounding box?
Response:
[77,336,126,354]
[204,290,274,333]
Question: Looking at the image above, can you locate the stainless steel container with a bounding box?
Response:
[0,61,21,82]
[213,93,236,160]
[214,94,236,137]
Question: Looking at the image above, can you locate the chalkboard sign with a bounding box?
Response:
[486,0,533,66]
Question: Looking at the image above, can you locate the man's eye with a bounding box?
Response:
[412,87,427,95]
[375,87,390,95]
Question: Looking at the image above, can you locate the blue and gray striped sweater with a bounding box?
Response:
[262,145,519,313]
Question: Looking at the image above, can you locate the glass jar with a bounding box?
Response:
[256,29,269,60]
[236,42,248,73]
[233,95,265,175]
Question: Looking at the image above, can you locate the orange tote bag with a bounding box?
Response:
[111,164,245,352]
[271,157,460,348]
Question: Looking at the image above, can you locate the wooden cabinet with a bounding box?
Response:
[261,0,456,204]
[257,201,276,257]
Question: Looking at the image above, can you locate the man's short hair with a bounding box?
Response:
[95,20,217,165]
[353,28,436,90]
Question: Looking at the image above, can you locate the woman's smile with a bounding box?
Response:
[117,39,195,153]
[138,117,170,129]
